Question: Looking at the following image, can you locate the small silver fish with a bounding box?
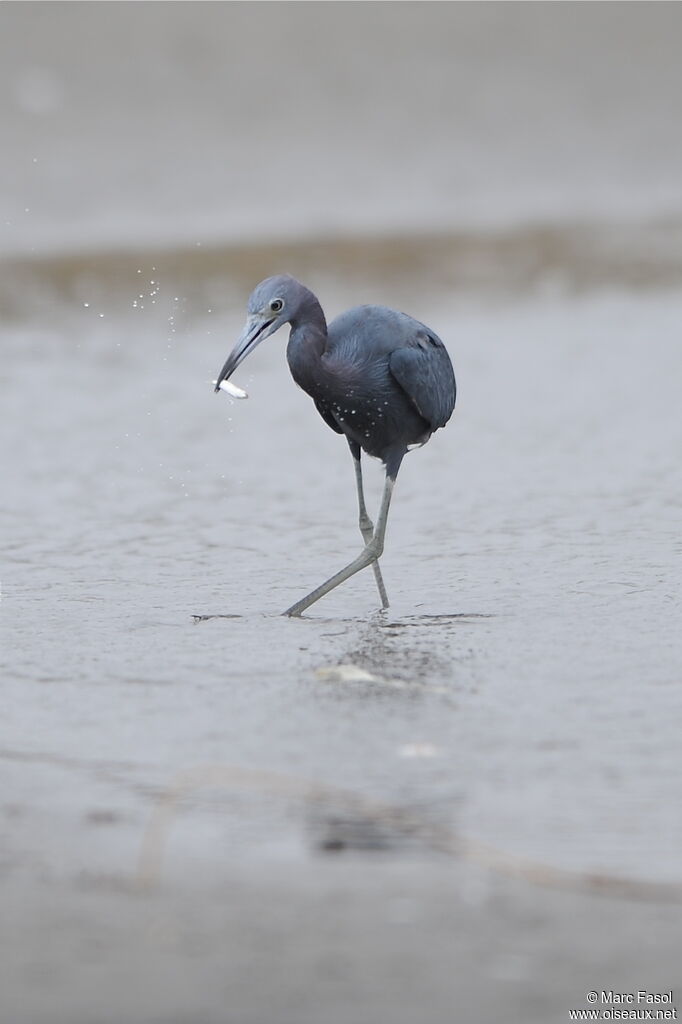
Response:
[212,379,248,399]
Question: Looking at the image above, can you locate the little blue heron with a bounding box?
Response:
[214,275,456,617]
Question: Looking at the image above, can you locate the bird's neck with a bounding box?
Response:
[286,296,328,388]
[290,290,327,338]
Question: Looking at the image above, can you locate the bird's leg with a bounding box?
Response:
[284,474,395,617]
[348,441,389,609]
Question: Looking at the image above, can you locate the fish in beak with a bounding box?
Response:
[213,313,278,395]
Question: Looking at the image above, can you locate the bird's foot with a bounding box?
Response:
[192,613,242,622]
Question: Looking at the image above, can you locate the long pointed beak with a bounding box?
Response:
[214,314,276,393]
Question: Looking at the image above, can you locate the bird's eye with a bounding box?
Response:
[269,298,284,313]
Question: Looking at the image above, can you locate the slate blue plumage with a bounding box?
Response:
[214,275,456,616]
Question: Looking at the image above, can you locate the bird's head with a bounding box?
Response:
[214,275,306,393]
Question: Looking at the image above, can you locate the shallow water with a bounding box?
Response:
[3,276,681,872]
[3,265,682,1020]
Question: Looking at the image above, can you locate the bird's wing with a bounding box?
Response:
[388,330,456,430]
[314,398,344,434]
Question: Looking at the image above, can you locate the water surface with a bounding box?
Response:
[3,257,682,1022]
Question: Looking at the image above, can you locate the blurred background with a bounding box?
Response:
[3,1,682,301]
[2,4,682,1024]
